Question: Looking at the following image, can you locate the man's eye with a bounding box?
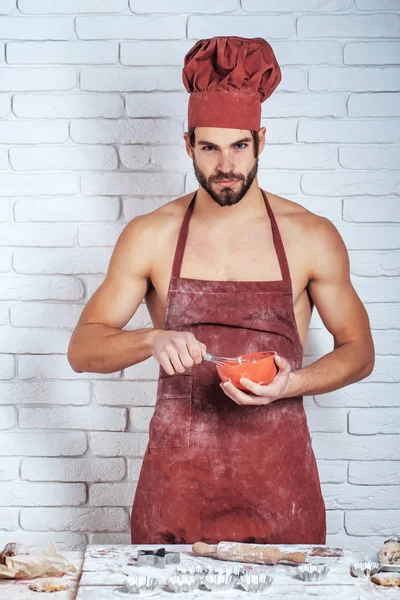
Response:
[235,143,247,149]
[202,146,215,151]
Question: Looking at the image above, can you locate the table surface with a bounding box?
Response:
[0,544,399,600]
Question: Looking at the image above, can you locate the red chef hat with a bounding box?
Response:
[182,36,281,131]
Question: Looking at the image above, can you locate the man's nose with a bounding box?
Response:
[217,152,235,173]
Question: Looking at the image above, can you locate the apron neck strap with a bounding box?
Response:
[171,189,291,284]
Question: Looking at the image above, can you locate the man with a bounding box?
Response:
[68,36,374,545]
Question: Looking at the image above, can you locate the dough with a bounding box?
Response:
[0,542,29,565]
[378,540,400,565]
[29,578,69,593]
[371,573,400,587]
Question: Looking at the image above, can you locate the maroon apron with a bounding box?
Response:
[131,189,326,545]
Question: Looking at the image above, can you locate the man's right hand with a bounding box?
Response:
[151,330,207,375]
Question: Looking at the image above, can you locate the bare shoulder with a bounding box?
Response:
[266,192,348,280]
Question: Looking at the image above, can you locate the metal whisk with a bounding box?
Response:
[204,352,256,367]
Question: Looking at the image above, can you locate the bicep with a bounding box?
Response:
[307,219,372,347]
[74,218,150,331]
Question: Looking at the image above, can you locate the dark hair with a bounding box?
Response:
[187,128,260,158]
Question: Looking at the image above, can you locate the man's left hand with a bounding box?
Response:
[220,354,292,405]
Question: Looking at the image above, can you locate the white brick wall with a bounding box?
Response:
[0,1,399,554]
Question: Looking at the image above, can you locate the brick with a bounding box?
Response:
[128,458,143,481]
[82,173,184,197]
[301,173,400,196]
[70,118,182,144]
[188,15,294,39]
[0,174,78,196]
[21,458,125,482]
[18,0,128,14]
[274,41,342,65]
[0,199,11,221]
[1,482,86,506]
[339,146,400,170]
[344,42,400,65]
[310,67,400,92]
[265,93,345,118]
[10,145,118,171]
[20,507,128,531]
[345,510,400,536]
[11,302,82,328]
[0,276,84,301]
[343,198,400,222]
[83,275,105,299]
[298,119,400,143]
[81,66,182,92]
[78,223,126,247]
[0,42,4,62]
[260,145,337,170]
[7,41,119,64]
[348,93,400,117]
[18,355,121,380]
[89,482,137,506]
[355,0,400,8]
[0,354,14,380]
[327,510,343,536]
[322,484,398,510]
[0,432,87,456]
[119,145,191,170]
[0,532,87,551]
[123,357,163,381]
[126,93,187,119]
[305,407,346,433]
[0,249,11,272]
[262,119,297,143]
[0,457,19,480]
[76,15,186,40]
[317,461,347,484]
[90,432,148,457]
[129,407,153,432]
[0,67,76,91]
[20,406,127,431]
[0,406,16,429]
[90,533,130,545]
[350,251,400,276]
[0,381,90,405]
[316,382,400,408]
[121,42,192,66]
[0,0,16,14]
[352,275,400,302]
[0,147,8,170]
[14,197,120,222]
[13,249,112,275]
[123,197,172,220]
[0,508,19,531]
[298,14,400,38]
[130,0,238,11]
[0,94,11,117]
[0,120,68,143]
[0,224,76,246]
[371,331,400,355]
[0,17,73,40]
[339,226,400,250]
[349,408,400,435]
[93,381,157,406]
[326,533,387,553]
[366,303,400,329]
[312,433,400,460]
[13,94,123,118]
[0,328,70,354]
[243,0,351,9]
[349,461,400,485]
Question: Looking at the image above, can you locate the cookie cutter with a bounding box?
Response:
[137,547,180,569]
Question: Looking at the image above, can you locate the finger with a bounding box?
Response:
[157,351,176,376]
[172,341,195,369]
[239,378,264,395]
[220,381,262,406]
[199,342,207,358]
[167,348,188,374]
[275,354,290,372]
[186,342,203,365]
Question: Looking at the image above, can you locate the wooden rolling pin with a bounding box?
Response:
[193,541,306,565]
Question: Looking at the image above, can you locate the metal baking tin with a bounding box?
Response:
[294,564,330,581]
[349,561,381,578]
[136,548,180,569]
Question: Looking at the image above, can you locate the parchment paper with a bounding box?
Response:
[0,542,77,579]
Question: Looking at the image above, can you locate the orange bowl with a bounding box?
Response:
[216,351,277,391]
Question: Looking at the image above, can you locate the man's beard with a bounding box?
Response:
[193,157,259,207]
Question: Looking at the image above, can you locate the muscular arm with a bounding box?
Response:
[67,216,161,374]
[284,217,375,397]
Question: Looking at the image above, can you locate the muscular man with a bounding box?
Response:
[68,36,374,545]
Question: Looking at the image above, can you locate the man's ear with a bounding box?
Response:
[184,132,194,159]
[258,127,267,155]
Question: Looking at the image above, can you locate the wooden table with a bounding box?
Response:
[1,544,398,599]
